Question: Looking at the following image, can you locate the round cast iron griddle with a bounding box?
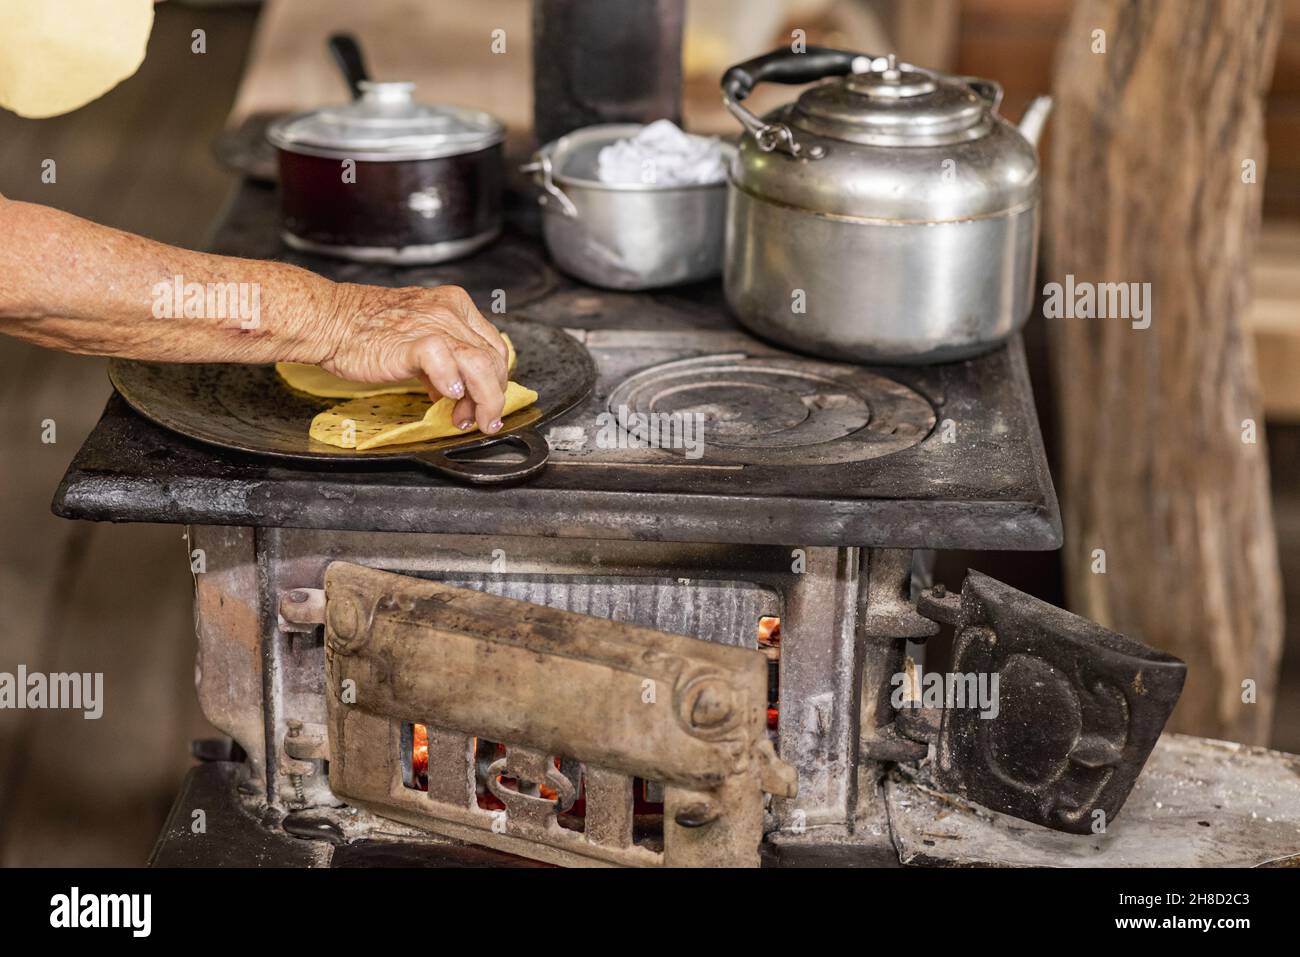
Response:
[108,318,595,485]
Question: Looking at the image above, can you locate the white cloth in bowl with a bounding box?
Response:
[596,119,727,187]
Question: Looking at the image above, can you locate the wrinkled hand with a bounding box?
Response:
[321,284,509,433]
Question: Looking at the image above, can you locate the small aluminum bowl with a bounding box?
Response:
[523,124,734,291]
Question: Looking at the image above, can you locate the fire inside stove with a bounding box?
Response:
[404,616,784,828]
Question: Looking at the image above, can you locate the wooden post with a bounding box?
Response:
[891,0,961,72]
[1045,0,1284,744]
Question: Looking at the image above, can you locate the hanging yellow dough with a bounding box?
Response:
[0,0,155,119]
[277,333,517,398]
[310,382,539,451]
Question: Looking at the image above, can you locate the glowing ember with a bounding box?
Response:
[412,723,429,777]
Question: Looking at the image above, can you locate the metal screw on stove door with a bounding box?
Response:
[286,720,306,807]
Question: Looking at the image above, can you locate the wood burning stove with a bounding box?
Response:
[49,177,1300,868]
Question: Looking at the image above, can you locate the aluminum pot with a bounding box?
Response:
[525,124,732,291]
[721,47,1053,363]
[266,35,504,265]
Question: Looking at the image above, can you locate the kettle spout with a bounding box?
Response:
[1018,96,1054,149]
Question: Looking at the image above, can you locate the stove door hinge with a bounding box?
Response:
[278,588,326,632]
[893,675,942,749]
[864,657,942,764]
[859,548,940,764]
[895,572,1186,835]
[278,718,329,811]
[282,720,328,764]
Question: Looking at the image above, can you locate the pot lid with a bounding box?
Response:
[792,56,994,147]
[266,81,505,161]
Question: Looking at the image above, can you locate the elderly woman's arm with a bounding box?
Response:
[0,194,510,432]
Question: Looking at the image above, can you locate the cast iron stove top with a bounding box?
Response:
[52,180,1061,550]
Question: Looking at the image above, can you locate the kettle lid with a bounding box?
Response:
[793,56,997,146]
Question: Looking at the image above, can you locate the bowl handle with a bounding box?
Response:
[520,155,579,218]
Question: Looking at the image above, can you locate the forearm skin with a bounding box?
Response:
[0,195,354,364]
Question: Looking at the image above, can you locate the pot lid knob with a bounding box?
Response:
[357,80,416,107]
[842,54,939,99]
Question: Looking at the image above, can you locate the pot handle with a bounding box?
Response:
[721,46,870,158]
[406,428,551,485]
[520,155,578,218]
[328,33,371,101]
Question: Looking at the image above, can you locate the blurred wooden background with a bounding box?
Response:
[0,0,1297,866]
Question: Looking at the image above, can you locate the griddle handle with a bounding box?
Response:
[407,429,550,485]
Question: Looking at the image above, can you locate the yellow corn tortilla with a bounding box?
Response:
[310,381,539,451]
[0,0,155,119]
[277,333,516,399]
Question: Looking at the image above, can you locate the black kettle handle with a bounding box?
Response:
[721,46,867,102]
[328,32,371,101]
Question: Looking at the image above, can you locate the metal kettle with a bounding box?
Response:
[721,46,1052,364]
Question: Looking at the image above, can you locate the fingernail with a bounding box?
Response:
[487,419,503,433]
[448,381,465,398]
[456,419,474,431]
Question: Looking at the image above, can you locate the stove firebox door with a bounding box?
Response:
[915,572,1186,835]
[319,562,796,867]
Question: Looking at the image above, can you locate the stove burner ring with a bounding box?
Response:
[641,372,866,449]
[606,354,936,465]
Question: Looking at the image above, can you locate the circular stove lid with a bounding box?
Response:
[606,354,935,466]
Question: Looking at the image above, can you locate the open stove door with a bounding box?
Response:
[309,562,796,868]
[911,571,1187,835]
